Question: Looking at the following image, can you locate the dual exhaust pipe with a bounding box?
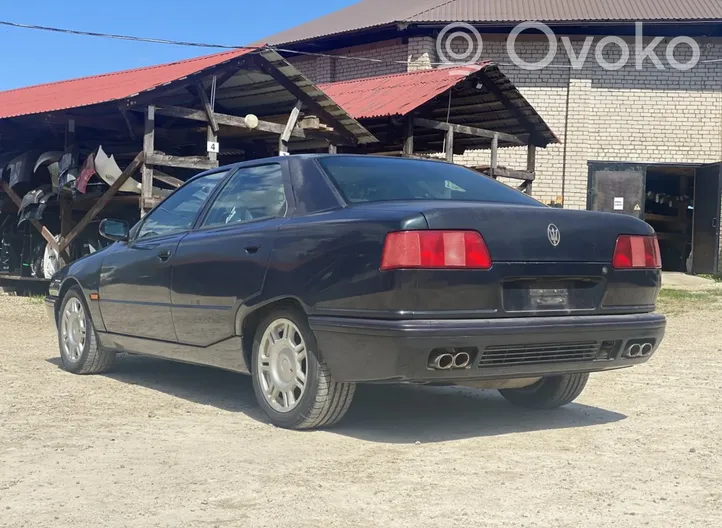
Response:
[430,351,471,370]
[626,342,654,358]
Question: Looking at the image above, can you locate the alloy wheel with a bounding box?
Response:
[60,298,86,361]
[256,318,308,413]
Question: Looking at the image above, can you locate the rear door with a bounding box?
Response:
[99,170,227,340]
[588,163,646,219]
[692,163,722,274]
[171,163,290,346]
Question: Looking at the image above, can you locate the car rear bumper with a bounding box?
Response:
[308,313,666,383]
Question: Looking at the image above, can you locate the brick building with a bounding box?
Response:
[263,0,722,273]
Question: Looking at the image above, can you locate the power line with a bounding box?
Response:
[0,20,252,49]
[1,19,720,68]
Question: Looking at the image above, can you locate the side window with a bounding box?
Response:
[135,171,227,240]
[202,164,287,228]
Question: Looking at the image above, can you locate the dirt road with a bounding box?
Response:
[1,292,721,527]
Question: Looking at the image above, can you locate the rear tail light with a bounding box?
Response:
[381,230,492,270]
[612,235,662,269]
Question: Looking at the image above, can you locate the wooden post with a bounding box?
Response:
[64,119,75,150]
[445,127,455,163]
[490,133,499,171]
[59,197,72,237]
[403,118,414,157]
[279,101,303,155]
[141,105,155,214]
[207,126,218,162]
[119,108,137,141]
[526,144,536,196]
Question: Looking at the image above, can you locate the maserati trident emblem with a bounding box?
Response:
[547,224,561,247]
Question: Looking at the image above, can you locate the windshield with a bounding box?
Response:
[318,156,541,206]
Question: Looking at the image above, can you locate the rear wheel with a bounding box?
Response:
[58,287,115,374]
[251,308,355,429]
[498,373,589,409]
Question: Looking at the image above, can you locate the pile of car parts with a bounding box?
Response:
[0,145,154,279]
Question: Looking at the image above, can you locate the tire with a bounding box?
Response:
[498,373,589,409]
[58,287,116,374]
[251,308,355,430]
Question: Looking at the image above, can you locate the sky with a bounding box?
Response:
[0,0,356,91]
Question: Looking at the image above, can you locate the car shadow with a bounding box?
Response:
[46,355,626,443]
[335,383,626,444]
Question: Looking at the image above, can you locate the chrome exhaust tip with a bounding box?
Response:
[432,353,454,370]
[452,352,471,369]
[627,344,642,358]
[640,343,653,356]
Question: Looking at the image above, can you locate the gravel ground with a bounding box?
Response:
[1,293,721,527]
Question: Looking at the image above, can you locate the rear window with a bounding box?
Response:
[318,156,541,206]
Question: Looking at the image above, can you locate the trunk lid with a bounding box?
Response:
[420,202,654,263]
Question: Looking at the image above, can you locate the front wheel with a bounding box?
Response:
[251,309,355,429]
[498,373,589,409]
[58,287,116,374]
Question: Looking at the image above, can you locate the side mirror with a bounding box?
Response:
[99,218,130,242]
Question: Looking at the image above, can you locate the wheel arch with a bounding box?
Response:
[56,277,83,323]
[56,277,106,332]
[235,296,308,369]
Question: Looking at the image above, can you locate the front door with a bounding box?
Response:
[692,163,722,274]
[98,169,228,340]
[99,233,184,341]
[589,163,646,219]
[171,163,289,346]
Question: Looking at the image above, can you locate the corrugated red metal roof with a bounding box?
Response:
[264,0,722,45]
[0,49,249,120]
[319,64,489,119]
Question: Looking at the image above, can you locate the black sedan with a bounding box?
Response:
[46,155,666,429]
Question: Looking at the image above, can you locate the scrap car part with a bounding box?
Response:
[95,146,142,194]
[34,151,63,191]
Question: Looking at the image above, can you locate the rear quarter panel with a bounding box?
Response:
[257,207,428,317]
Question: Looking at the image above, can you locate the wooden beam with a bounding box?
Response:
[279,100,303,154]
[195,81,219,134]
[146,152,218,171]
[58,152,145,254]
[473,166,535,182]
[403,118,414,156]
[0,180,60,253]
[413,118,524,146]
[445,127,454,163]
[148,106,306,138]
[476,72,545,147]
[141,106,155,212]
[251,53,358,145]
[153,170,183,188]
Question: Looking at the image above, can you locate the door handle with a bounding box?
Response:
[157,249,172,262]
[244,245,261,255]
